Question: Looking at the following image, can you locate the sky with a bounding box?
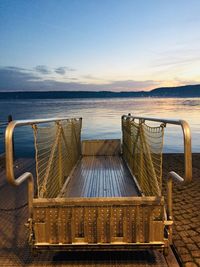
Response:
[0,0,200,92]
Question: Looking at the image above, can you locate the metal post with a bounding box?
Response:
[167,171,184,244]
[8,115,15,159]
[8,115,13,123]
[167,176,173,221]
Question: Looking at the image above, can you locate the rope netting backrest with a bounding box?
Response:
[122,117,165,196]
[33,118,82,198]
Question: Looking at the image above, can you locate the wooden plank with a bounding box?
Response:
[62,156,140,198]
[82,139,121,156]
[33,196,164,205]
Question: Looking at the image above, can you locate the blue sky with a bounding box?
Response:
[0,0,200,91]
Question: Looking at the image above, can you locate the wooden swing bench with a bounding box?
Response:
[5,115,192,255]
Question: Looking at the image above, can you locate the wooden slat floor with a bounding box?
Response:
[63,156,140,197]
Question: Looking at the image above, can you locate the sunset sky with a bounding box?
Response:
[1,0,200,91]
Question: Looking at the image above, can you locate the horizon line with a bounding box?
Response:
[0,83,199,93]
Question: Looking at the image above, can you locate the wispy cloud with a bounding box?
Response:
[4,66,31,72]
[35,65,51,75]
[0,65,197,92]
[152,47,200,69]
[55,67,67,75]
[82,74,98,80]
[105,80,160,91]
[54,66,76,75]
[0,66,159,92]
[0,66,42,91]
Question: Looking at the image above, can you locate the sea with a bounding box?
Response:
[0,97,199,156]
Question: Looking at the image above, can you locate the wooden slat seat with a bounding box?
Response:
[62,156,140,197]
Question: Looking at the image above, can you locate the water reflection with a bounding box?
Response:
[0,97,199,155]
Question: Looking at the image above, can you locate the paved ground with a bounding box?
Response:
[0,153,199,266]
[163,154,200,267]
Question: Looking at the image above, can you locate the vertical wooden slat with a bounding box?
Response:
[135,205,140,242]
[85,207,97,243]
[97,206,111,243]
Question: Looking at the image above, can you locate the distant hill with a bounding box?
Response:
[0,84,200,99]
[150,84,200,97]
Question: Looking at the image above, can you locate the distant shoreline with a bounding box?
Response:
[0,84,200,99]
[0,96,199,100]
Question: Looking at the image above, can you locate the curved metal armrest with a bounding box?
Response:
[7,171,34,186]
[5,121,35,217]
[165,171,184,244]
[5,121,35,186]
[168,171,184,183]
[12,172,34,217]
[166,171,184,221]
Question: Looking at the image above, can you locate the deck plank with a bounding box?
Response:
[63,156,140,197]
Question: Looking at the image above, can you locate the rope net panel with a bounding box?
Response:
[122,117,165,196]
[33,118,82,198]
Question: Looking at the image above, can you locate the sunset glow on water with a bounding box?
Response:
[0,97,199,155]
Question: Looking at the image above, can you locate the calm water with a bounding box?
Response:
[0,97,199,156]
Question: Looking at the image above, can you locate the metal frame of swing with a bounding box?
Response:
[5,115,192,253]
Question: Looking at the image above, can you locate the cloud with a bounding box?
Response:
[82,74,103,81]
[0,65,175,92]
[55,66,76,75]
[105,80,160,91]
[152,47,200,70]
[35,65,51,75]
[55,67,66,75]
[66,67,76,72]
[153,57,200,69]
[4,66,31,72]
[0,66,41,91]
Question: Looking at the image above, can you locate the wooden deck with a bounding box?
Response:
[62,156,140,198]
